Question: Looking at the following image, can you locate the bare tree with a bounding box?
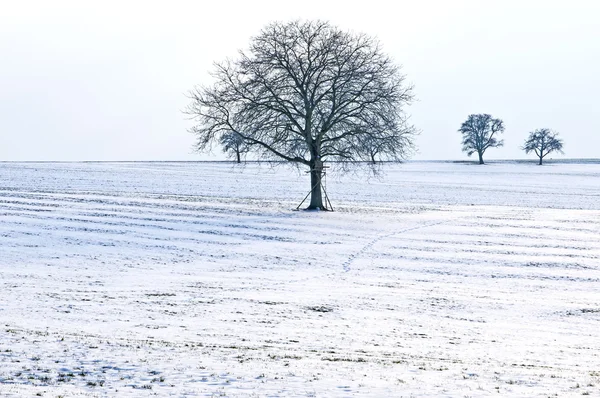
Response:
[359,127,414,165]
[522,128,564,165]
[186,20,416,210]
[458,114,504,164]
[220,131,249,163]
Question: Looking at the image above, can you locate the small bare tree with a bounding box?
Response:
[186,20,416,210]
[458,114,504,164]
[359,127,413,165]
[220,131,249,163]
[522,128,564,165]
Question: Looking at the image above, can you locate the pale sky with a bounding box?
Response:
[1,0,598,161]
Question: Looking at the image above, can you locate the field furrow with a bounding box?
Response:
[1,162,600,397]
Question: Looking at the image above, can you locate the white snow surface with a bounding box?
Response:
[1,161,600,397]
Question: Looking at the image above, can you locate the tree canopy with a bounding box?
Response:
[186,20,416,209]
[458,114,504,164]
[522,128,564,165]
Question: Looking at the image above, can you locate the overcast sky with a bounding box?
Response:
[1,0,598,161]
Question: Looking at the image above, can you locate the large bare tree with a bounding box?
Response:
[458,114,504,164]
[186,20,416,210]
[522,128,564,165]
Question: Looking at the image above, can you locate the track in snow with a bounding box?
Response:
[1,162,600,397]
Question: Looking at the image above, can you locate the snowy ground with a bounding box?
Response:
[1,161,599,397]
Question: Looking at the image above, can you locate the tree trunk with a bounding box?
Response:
[307,166,326,210]
[236,150,241,164]
[478,151,484,165]
[538,154,543,165]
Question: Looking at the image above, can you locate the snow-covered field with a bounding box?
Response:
[1,161,600,397]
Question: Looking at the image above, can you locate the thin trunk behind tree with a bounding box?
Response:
[307,167,325,210]
[235,143,241,163]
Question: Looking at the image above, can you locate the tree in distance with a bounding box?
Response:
[458,114,505,164]
[186,20,416,210]
[522,128,564,165]
[220,131,249,164]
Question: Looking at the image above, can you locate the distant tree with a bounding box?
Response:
[359,129,413,165]
[186,20,416,210]
[220,131,249,163]
[458,114,505,164]
[522,128,564,165]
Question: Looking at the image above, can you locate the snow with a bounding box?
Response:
[1,161,599,397]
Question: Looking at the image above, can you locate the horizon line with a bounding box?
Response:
[1,158,599,164]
